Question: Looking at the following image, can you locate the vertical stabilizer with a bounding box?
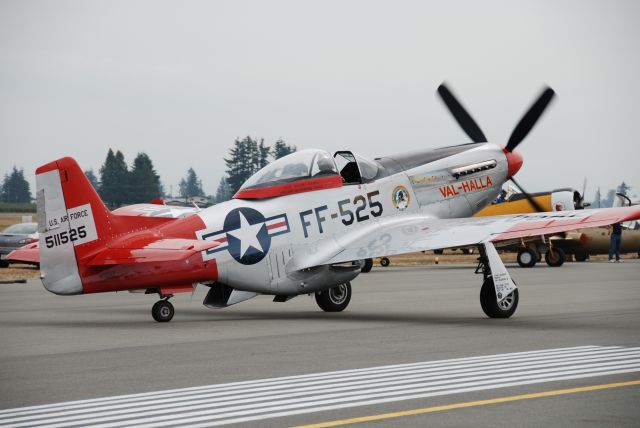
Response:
[36,157,108,295]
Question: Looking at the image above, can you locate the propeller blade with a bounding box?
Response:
[437,84,487,143]
[510,177,546,212]
[505,87,555,152]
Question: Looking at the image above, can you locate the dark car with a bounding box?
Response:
[0,222,38,267]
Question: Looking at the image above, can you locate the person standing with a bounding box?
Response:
[608,222,623,262]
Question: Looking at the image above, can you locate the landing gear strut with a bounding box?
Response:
[151,295,175,322]
[476,245,519,318]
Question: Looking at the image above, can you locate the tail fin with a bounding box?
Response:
[36,157,110,295]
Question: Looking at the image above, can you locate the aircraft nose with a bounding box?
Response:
[503,148,523,178]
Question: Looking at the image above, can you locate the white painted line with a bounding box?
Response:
[1,346,638,428]
[5,348,639,426]
[0,345,602,417]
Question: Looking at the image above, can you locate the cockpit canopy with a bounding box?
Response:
[235,149,342,199]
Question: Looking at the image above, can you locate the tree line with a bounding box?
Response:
[216,137,295,201]
[0,136,297,208]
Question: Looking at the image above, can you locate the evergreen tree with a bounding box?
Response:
[0,167,32,203]
[617,182,631,196]
[592,187,601,208]
[99,149,129,208]
[0,174,8,203]
[603,189,616,208]
[272,139,296,159]
[214,177,232,203]
[225,136,277,195]
[225,137,254,195]
[179,168,204,199]
[84,169,100,192]
[130,153,162,203]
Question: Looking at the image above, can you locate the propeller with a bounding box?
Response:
[504,87,555,152]
[436,82,557,213]
[437,84,487,143]
[509,176,546,213]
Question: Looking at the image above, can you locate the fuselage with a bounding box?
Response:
[193,142,509,295]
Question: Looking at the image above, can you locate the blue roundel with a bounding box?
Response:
[223,207,270,265]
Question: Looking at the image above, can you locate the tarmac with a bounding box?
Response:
[0,260,639,427]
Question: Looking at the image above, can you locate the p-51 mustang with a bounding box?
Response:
[24,84,640,322]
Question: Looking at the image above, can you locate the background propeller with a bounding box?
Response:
[436,82,556,212]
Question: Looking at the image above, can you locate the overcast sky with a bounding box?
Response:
[1,0,639,200]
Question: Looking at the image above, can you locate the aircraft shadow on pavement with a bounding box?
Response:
[7,305,635,332]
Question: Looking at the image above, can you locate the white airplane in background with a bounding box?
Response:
[11,83,640,322]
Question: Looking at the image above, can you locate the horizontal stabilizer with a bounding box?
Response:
[85,239,219,266]
[6,242,40,264]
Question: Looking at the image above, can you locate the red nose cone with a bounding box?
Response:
[503,148,523,178]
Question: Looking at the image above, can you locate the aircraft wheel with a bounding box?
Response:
[0,260,9,268]
[480,278,519,319]
[315,282,351,312]
[574,251,588,262]
[516,248,537,268]
[433,249,444,255]
[380,257,390,267]
[462,248,475,255]
[361,258,373,273]
[152,300,174,322]
[545,247,565,267]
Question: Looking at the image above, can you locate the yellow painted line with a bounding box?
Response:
[292,379,640,428]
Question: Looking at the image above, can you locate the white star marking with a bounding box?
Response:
[226,212,265,258]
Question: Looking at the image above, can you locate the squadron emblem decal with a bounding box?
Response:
[199,207,290,265]
[392,185,410,211]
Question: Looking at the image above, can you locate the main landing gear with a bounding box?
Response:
[151,295,175,322]
[315,282,352,312]
[476,244,519,318]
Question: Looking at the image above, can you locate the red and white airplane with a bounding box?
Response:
[11,84,640,322]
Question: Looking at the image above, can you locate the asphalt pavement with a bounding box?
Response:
[0,260,639,427]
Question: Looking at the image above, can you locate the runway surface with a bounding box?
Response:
[1,260,639,427]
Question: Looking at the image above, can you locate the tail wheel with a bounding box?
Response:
[152,300,175,322]
[516,248,537,268]
[480,278,519,318]
[361,258,373,273]
[380,257,390,267]
[545,247,565,267]
[315,282,352,312]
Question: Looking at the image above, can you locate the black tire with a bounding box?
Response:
[480,278,519,318]
[380,257,390,267]
[545,247,565,267]
[361,258,373,273]
[0,260,9,268]
[574,251,588,262]
[461,248,475,255]
[152,300,174,322]
[516,248,537,268]
[315,282,352,312]
[433,249,444,255]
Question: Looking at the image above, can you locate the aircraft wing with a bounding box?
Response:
[288,206,640,271]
